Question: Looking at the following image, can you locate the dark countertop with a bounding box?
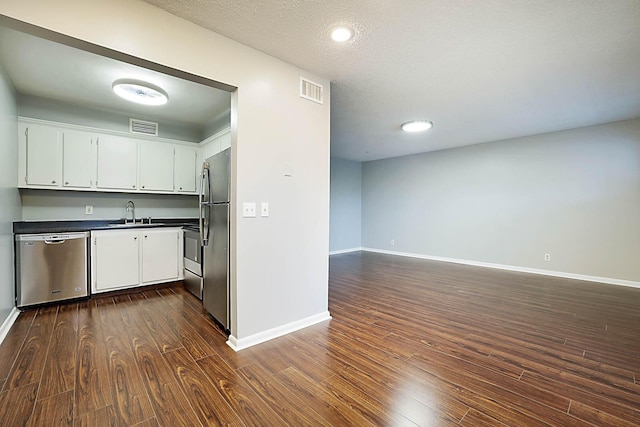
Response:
[13,218,198,234]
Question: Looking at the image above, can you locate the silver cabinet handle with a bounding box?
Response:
[52,180,56,184]
[65,181,69,185]
[132,184,136,188]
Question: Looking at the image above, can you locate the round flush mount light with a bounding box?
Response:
[401,120,433,133]
[331,26,354,42]
[112,79,168,106]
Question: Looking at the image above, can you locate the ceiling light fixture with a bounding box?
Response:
[331,26,354,42]
[401,120,433,133]
[112,79,168,106]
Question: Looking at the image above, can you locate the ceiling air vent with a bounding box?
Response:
[300,78,323,104]
[130,118,158,136]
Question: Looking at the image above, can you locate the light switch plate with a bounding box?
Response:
[85,205,94,215]
[242,202,256,218]
[261,202,269,217]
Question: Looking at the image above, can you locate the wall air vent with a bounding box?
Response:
[300,78,323,104]
[130,118,158,136]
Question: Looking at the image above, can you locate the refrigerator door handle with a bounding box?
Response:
[199,162,210,206]
[200,204,211,246]
[199,165,206,245]
[199,163,212,246]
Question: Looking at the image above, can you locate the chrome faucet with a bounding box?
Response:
[125,200,136,224]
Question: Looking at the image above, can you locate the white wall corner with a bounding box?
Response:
[361,248,640,290]
[0,308,20,345]
[226,311,332,352]
[329,247,362,255]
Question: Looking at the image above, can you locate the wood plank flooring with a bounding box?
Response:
[1,250,639,426]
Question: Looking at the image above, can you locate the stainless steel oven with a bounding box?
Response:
[183,227,203,299]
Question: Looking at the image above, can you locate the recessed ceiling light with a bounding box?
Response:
[112,79,168,106]
[331,27,353,42]
[401,120,433,133]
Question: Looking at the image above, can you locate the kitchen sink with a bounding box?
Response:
[107,222,165,228]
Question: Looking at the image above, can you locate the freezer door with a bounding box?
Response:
[207,148,230,203]
[183,268,203,300]
[203,203,229,330]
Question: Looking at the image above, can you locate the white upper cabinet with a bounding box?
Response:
[22,123,62,187]
[174,145,197,193]
[200,128,230,161]
[140,142,174,191]
[204,139,221,159]
[219,131,231,151]
[18,118,201,195]
[63,130,94,188]
[96,134,138,191]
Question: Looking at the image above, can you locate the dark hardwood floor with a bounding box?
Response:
[1,250,639,426]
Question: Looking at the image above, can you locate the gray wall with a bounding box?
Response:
[18,94,203,142]
[20,190,198,221]
[330,157,362,252]
[0,61,20,324]
[362,119,640,282]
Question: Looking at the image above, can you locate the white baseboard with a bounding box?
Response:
[227,310,332,351]
[361,247,640,289]
[0,307,20,345]
[329,247,363,255]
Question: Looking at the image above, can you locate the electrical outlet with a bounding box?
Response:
[261,202,269,217]
[242,202,256,218]
[544,253,551,261]
[283,162,292,177]
[85,205,94,215]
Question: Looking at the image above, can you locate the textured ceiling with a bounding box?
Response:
[143,0,640,161]
[0,27,231,135]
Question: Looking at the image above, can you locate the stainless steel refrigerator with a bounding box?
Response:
[199,148,230,331]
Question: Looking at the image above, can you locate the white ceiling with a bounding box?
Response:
[0,27,231,134]
[143,0,640,161]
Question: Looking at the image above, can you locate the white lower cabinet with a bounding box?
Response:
[92,228,183,294]
[93,231,140,291]
[141,229,180,283]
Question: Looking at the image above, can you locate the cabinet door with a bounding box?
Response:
[93,232,140,291]
[174,146,197,193]
[140,142,174,191]
[97,135,137,190]
[204,139,220,158]
[63,130,94,188]
[24,124,62,186]
[219,131,231,151]
[141,229,179,283]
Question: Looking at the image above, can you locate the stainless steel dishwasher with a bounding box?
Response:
[15,232,90,308]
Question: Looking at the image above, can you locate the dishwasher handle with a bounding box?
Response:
[44,239,66,245]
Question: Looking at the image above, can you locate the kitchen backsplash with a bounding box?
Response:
[20,189,198,221]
